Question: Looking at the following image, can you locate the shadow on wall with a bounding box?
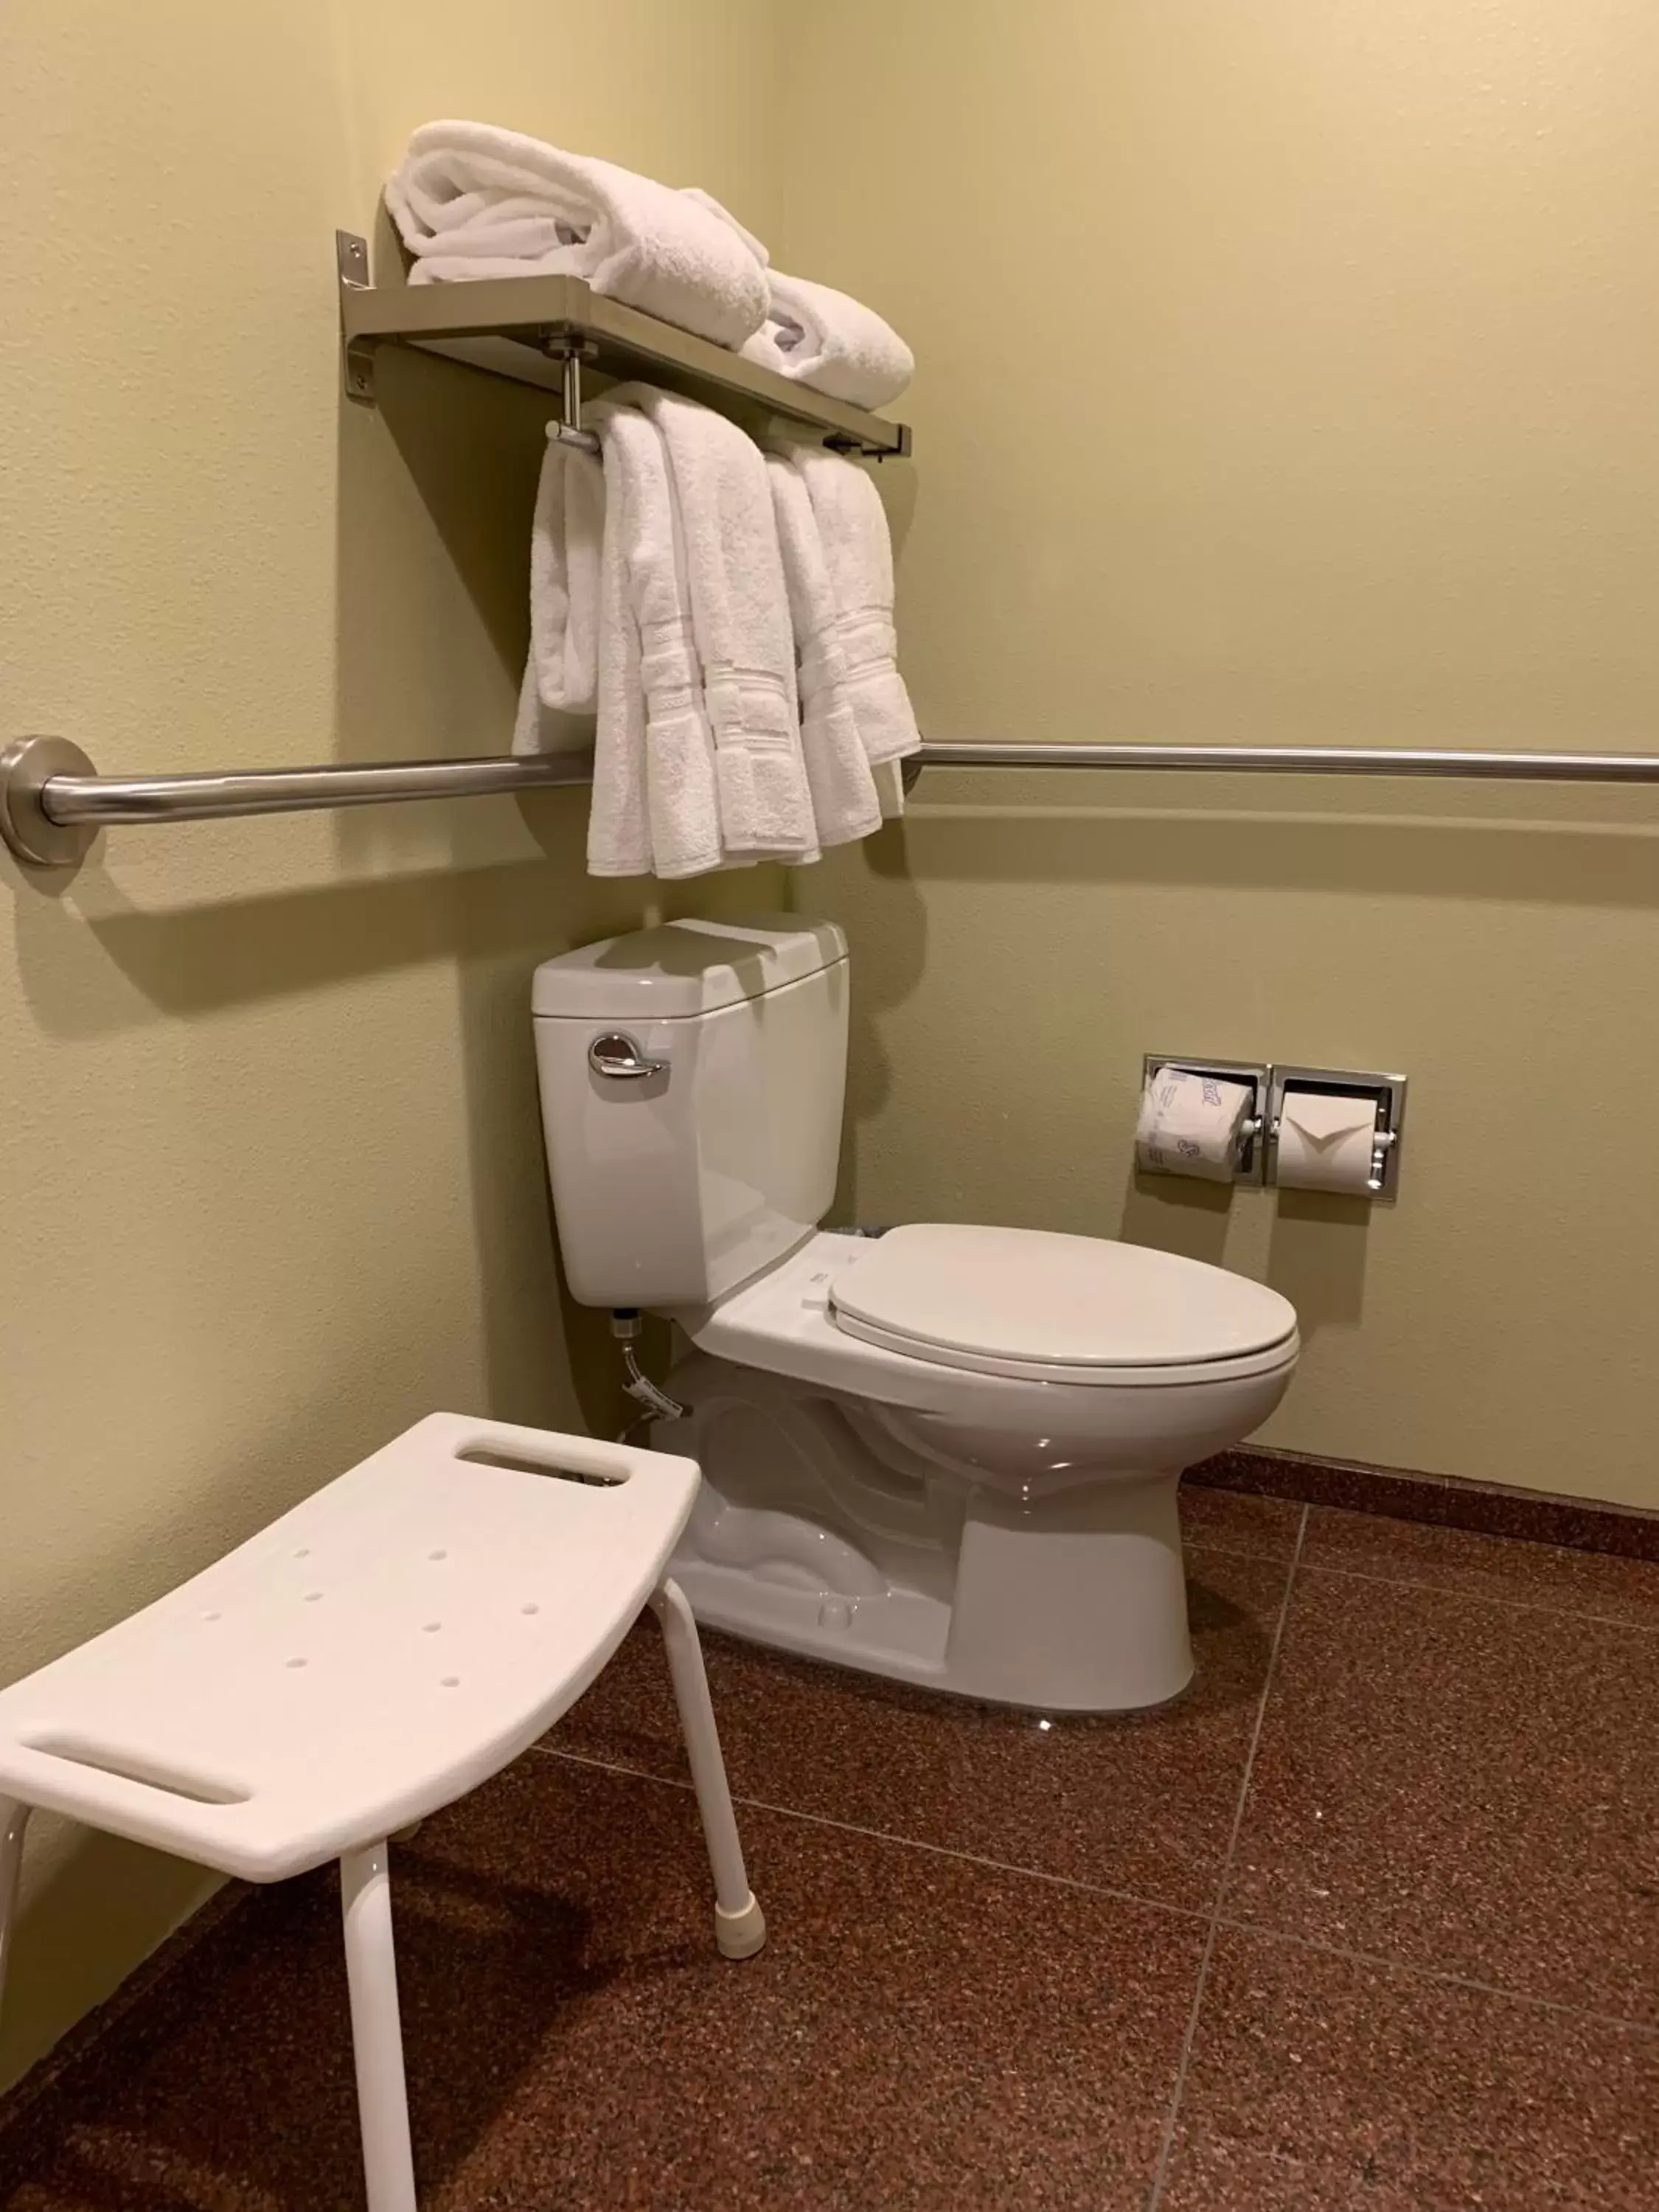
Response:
[344,342,658,1441]
[339,338,793,1436]
[4,341,647,1446]
[874,785,1659,908]
[819,818,930,1225]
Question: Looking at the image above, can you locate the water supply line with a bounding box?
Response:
[611,1310,686,1444]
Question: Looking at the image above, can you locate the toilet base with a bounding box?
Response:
[658,1354,1195,1714]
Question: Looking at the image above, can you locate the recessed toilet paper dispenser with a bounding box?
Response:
[1135,1060,1408,1199]
[1267,1067,1408,1200]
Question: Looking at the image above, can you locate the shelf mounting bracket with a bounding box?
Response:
[336,231,377,405]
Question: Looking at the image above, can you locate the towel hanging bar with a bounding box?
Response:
[7,735,1659,869]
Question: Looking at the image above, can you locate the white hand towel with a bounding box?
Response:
[740,271,913,408]
[764,455,883,847]
[635,389,819,866]
[386,121,769,349]
[512,431,603,755]
[787,448,921,805]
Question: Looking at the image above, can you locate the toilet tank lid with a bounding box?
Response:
[532,916,847,1019]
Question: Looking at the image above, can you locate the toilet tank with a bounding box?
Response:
[532,916,849,1310]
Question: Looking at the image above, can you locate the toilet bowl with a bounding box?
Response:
[532,917,1299,1713]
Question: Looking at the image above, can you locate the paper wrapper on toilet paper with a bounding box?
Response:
[1275,1089,1380,1194]
[1135,1067,1251,1183]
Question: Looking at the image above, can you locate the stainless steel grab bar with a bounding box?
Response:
[0,739,594,866]
[7,733,1659,869]
[919,741,1659,782]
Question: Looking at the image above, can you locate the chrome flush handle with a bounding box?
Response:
[588,1031,668,1081]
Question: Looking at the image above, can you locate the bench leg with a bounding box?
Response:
[340,1842,418,2212]
[0,1800,29,2023]
[650,1579,767,1960]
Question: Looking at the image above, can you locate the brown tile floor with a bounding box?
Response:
[2,1485,1657,2209]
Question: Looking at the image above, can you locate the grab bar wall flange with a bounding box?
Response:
[0,736,595,866]
[0,737,100,868]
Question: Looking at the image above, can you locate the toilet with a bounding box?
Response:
[533,916,1299,1714]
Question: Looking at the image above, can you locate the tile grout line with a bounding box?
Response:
[1291,1557,1659,1636]
[1206,1917,1659,2039]
[1144,1502,1309,2212]
[529,1741,1211,1924]
[532,1739,1659,2043]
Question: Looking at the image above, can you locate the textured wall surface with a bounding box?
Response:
[0,0,782,2084]
[776,0,1659,1507]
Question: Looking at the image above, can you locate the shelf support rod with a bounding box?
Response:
[543,337,601,456]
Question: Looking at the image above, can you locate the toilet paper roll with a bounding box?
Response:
[1275,1088,1380,1194]
[1135,1066,1252,1183]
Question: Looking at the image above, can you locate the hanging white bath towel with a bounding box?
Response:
[785,446,921,815]
[582,397,728,879]
[763,454,884,847]
[635,389,819,866]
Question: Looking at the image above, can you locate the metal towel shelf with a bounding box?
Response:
[335,232,911,461]
[6,735,1659,869]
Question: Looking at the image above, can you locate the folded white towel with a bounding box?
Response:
[764,456,884,848]
[741,271,913,408]
[635,389,819,866]
[785,448,921,809]
[680,187,770,270]
[386,120,769,349]
[512,431,603,754]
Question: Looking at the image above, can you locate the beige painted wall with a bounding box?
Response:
[777,0,1659,1509]
[8,0,1659,2097]
[0,0,781,2085]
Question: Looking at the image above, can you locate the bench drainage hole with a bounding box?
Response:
[305,1592,323,1604]
[428,1550,448,1562]
[440,1676,461,1689]
[423,1622,442,1634]
[286,1657,308,1670]
[521,1603,540,1615]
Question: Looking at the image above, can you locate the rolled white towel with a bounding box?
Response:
[741,271,913,409]
[386,120,770,350]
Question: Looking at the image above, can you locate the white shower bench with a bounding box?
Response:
[0,1413,764,2211]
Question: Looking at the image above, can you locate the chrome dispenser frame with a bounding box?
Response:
[1266,1067,1409,1201]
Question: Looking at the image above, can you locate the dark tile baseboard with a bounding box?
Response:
[1187,1446,1659,1564]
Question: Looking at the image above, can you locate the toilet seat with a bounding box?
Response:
[830,1223,1298,1387]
